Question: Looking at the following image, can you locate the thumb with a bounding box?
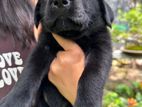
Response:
[52,33,82,52]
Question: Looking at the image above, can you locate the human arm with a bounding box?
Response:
[34,25,85,105]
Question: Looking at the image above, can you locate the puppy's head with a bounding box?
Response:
[35,0,114,39]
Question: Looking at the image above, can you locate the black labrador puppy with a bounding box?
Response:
[0,0,114,107]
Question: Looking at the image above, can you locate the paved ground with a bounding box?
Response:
[105,59,142,90]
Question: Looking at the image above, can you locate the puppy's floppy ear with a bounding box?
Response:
[34,0,42,28]
[99,0,114,27]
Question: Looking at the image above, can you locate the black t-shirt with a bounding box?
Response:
[0,35,35,99]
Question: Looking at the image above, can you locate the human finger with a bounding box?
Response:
[52,33,82,52]
[34,23,42,41]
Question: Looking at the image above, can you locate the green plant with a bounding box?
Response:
[120,5,142,35]
[115,84,133,97]
[103,82,142,107]
[125,45,142,51]
[111,5,142,43]
[103,91,127,107]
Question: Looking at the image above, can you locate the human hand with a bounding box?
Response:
[48,33,85,105]
[34,25,85,105]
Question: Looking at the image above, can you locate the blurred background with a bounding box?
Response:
[103,0,142,107]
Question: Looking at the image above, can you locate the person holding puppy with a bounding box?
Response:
[0,0,84,105]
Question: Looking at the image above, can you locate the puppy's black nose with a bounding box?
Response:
[52,0,70,9]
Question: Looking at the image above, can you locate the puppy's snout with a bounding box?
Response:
[51,0,71,9]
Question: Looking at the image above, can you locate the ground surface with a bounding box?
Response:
[105,59,142,90]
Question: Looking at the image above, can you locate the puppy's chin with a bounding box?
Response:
[57,30,82,40]
[48,18,84,40]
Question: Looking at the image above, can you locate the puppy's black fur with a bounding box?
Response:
[0,0,114,107]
